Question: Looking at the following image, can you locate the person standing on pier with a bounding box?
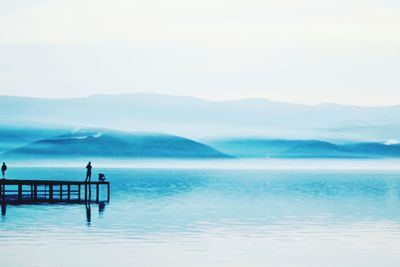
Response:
[85,162,92,182]
[1,162,7,178]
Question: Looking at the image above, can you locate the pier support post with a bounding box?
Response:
[3,185,6,201]
[88,184,91,200]
[18,185,22,201]
[85,184,88,200]
[107,183,110,202]
[49,185,53,201]
[67,185,71,200]
[59,185,63,200]
[96,184,99,202]
[33,185,38,200]
[78,185,81,200]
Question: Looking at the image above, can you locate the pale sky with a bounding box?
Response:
[0,0,399,106]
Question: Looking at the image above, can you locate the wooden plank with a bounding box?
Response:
[0,179,109,186]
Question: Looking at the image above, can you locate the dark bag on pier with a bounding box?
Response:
[98,173,106,181]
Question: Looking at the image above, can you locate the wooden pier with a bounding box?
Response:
[0,179,110,204]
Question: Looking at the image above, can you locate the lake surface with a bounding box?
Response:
[1,167,400,267]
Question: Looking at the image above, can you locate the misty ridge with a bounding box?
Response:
[2,128,231,160]
[0,93,399,160]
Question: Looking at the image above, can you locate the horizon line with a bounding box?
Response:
[0,92,399,108]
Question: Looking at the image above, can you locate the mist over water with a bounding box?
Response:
[8,158,400,170]
[1,164,400,266]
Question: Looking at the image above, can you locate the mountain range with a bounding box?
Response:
[0,93,399,140]
[0,127,399,160]
[0,93,399,160]
[206,138,400,159]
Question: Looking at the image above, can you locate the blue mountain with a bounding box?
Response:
[206,138,400,158]
[343,142,400,157]
[2,129,231,160]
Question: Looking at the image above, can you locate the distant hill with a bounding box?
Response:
[0,93,399,140]
[343,143,400,158]
[2,127,399,160]
[0,126,70,153]
[2,129,231,160]
[206,138,400,158]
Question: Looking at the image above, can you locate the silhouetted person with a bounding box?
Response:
[1,162,7,178]
[85,162,92,182]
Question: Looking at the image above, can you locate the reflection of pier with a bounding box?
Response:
[0,179,110,203]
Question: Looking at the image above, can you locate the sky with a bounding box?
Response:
[0,0,399,106]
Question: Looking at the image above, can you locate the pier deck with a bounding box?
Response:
[0,179,110,203]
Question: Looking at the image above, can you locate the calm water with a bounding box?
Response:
[1,167,400,267]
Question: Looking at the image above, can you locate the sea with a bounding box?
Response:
[1,160,400,267]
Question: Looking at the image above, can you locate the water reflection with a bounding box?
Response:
[2,168,400,267]
[85,202,91,224]
[85,201,108,225]
[1,201,6,217]
[1,199,108,225]
[99,201,106,213]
